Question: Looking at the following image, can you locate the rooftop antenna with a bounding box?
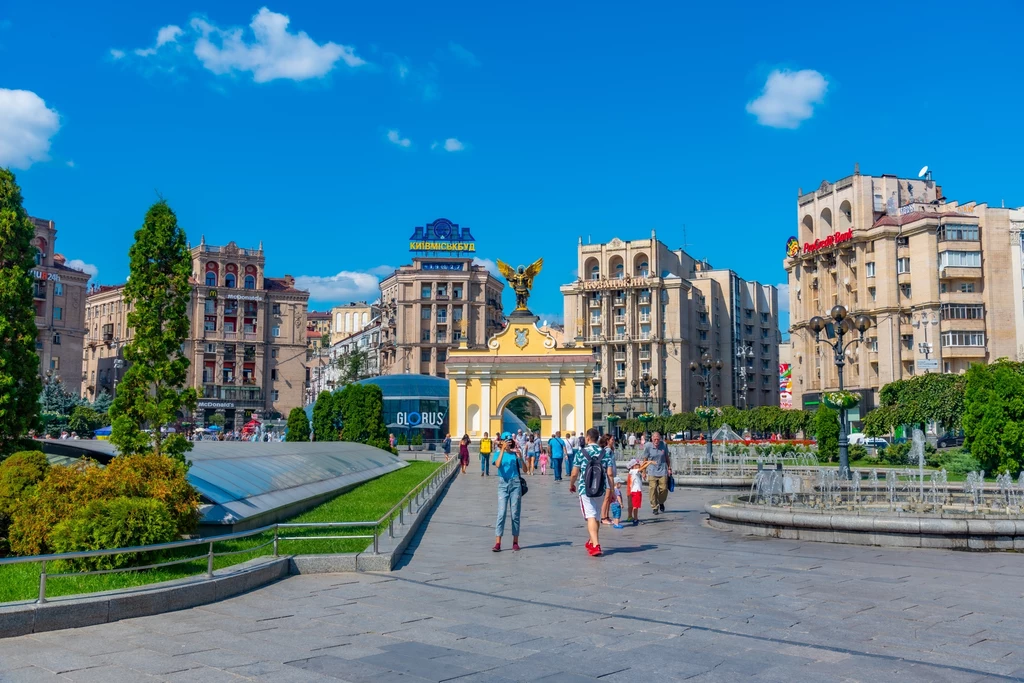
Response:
[918,165,931,181]
[681,224,692,252]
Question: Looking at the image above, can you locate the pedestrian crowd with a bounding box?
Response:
[454,427,674,557]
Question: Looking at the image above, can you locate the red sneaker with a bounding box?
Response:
[588,544,603,557]
[584,540,593,550]
[512,543,520,552]
[492,543,501,552]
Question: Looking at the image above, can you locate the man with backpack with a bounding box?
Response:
[569,427,615,557]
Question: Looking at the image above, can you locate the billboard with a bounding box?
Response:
[409,218,476,255]
[779,363,793,409]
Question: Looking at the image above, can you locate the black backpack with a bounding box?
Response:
[584,449,606,498]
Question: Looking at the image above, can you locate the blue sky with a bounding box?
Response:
[4,1,1024,331]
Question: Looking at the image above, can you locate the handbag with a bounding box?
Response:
[515,458,529,496]
[668,476,676,493]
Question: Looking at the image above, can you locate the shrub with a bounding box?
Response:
[813,405,840,463]
[937,448,982,476]
[285,407,310,442]
[50,497,177,571]
[848,444,869,462]
[99,454,200,535]
[881,442,911,466]
[8,460,104,556]
[0,451,50,556]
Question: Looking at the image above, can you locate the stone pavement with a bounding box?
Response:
[3,469,1024,682]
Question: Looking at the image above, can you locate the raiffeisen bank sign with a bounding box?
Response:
[409,218,476,255]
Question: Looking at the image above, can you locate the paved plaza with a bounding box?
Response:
[3,470,1024,682]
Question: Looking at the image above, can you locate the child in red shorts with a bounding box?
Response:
[626,458,652,526]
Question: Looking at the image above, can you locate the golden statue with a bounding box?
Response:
[497,258,543,313]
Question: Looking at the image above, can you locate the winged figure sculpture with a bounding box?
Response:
[497,257,543,313]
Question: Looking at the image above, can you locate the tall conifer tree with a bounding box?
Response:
[0,170,41,456]
[109,201,196,462]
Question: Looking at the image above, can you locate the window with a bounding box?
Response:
[745,308,753,319]
[225,273,236,288]
[868,287,876,302]
[437,310,447,323]
[453,286,462,299]
[939,251,981,268]
[761,344,769,354]
[420,349,431,362]
[34,250,42,265]
[50,358,59,370]
[941,304,984,320]
[53,307,62,321]
[941,331,985,347]
[205,272,216,286]
[422,330,431,341]
[938,224,979,241]
[866,262,876,278]
[699,330,707,341]
[205,343,216,353]
[744,325,753,335]
[271,326,281,337]
[960,282,976,293]
[272,303,281,315]
[896,236,909,247]
[271,369,278,381]
[867,337,878,352]
[761,328,770,339]
[900,284,912,299]
[205,299,216,314]
[897,258,911,274]
[453,309,463,322]
[941,283,947,294]
[421,308,431,320]
[271,348,278,359]
[244,275,256,290]
[54,283,63,297]
[421,285,432,298]
[437,332,447,343]
[901,334,913,350]
[437,350,447,363]
[205,320,216,332]
[52,333,61,345]
[760,312,769,324]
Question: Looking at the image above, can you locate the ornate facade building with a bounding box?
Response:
[330,301,372,345]
[561,232,779,430]
[30,217,90,394]
[786,166,1023,417]
[82,239,309,428]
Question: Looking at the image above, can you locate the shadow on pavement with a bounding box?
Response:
[392,475,456,571]
[602,544,658,555]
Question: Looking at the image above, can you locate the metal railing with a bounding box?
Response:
[0,459,457,605]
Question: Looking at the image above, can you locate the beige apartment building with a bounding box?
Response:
[306,311,331,356]
[560,232,779,429]
[379,257,504,378]
[330,301,372,345]
[786,166,1021,417]
[30,217,90,394]
[82,239,309,428]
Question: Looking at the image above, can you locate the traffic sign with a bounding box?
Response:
[916,359,939,371]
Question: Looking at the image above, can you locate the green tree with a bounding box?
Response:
[876,373,967,433]
[109,201,197,463]
[336,384,393,452]
[90,391,113,418]
[207,413,225,428]
[526,417,541,433]
[312,391,338,442]
[720,406,749,432]
[67,406,102,437]
[338,349,369,385]
[0,171,42,456]
[39,374,82,416]
[813,404,840,462]
[963,360,1024,474]
[285,407,310,442]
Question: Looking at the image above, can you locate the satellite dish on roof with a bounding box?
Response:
[918,165,929,178]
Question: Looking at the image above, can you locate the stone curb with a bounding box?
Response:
[704,499,1024,550]
[0,464,458,638]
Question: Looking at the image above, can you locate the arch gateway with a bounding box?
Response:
[447,318,596,438]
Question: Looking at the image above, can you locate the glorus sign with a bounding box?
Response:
[396,411,447,427]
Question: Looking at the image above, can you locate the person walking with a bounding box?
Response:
[549,431,565,481]
[599,433,618,525]
[492,433,525,552]
[459,434,471,474]
[442,433,452,461]
[563,432,576,479]
[527,433,541,475]
[479,432,493,476]
[570,427,615,557]
[642,431,672,515]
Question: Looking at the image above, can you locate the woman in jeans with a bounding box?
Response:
[492,433,525,552]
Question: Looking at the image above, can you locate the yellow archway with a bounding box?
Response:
[447,319,595,438]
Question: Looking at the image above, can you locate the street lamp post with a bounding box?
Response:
[601,386,620,440]
[632,374,659,416]
[809,305,872,477]
[690,353,723,461]
[912,311,938,373]
[735,343,754,409]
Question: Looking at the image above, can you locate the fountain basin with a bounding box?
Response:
[706,497,1024,550]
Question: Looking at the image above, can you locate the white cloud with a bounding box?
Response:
[368,265,396,277]
[0,88,61,169]
[472,257,500,277]
[448,42,479,67]
[134,24,184,57]
[386,129,411,148]
[65,260,99,280]
[777,283,790,313]
[746,69,827,129]
[109,48,125,59]
[191,7,365,83]
[66,160,75,168]
[294,268,387,303]
[443,137,464,152]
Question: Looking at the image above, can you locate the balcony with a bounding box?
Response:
[638,296,651,305]
[944,345,986,358]
[589,299,602,309]
[613,298,626,306]
[638,331,652,340]
[223,331,237,340]
[202,384,264,404]
[939,266,983,280]
[613,352,626,361]
[33,284,46,299]
[612,334,628,342]
[638,351,651,361]
[939,317,985,332]
[614,371,626,380]
[613,315,626,324]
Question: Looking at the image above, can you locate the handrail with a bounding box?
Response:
[0,458,456,604]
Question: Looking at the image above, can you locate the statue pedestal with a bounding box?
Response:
[507,310,540,325]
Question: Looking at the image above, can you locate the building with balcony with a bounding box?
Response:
[378,255,504,378]
[785,165,1023,416]
[561,232,779,430]
[308,309,383,401]
[306,311,332,355]
[330,301,373,345]
[30,217,91,394]
[82,239,309,429]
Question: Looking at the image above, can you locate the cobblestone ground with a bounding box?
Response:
[3,468,1024,682]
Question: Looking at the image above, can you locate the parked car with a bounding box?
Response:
[936,432,965,449]
[861,437,889,451]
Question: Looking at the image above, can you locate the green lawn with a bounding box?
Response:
[0,460,441,604]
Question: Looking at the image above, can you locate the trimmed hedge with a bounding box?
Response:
[50,497,178,571]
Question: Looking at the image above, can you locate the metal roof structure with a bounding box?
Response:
[37,440,406,530]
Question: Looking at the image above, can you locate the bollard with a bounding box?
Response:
[207,541,214,578]
[37,560,48,604]
[399,505,405,525]
[389,519,395,538]
[372,531,379,555]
